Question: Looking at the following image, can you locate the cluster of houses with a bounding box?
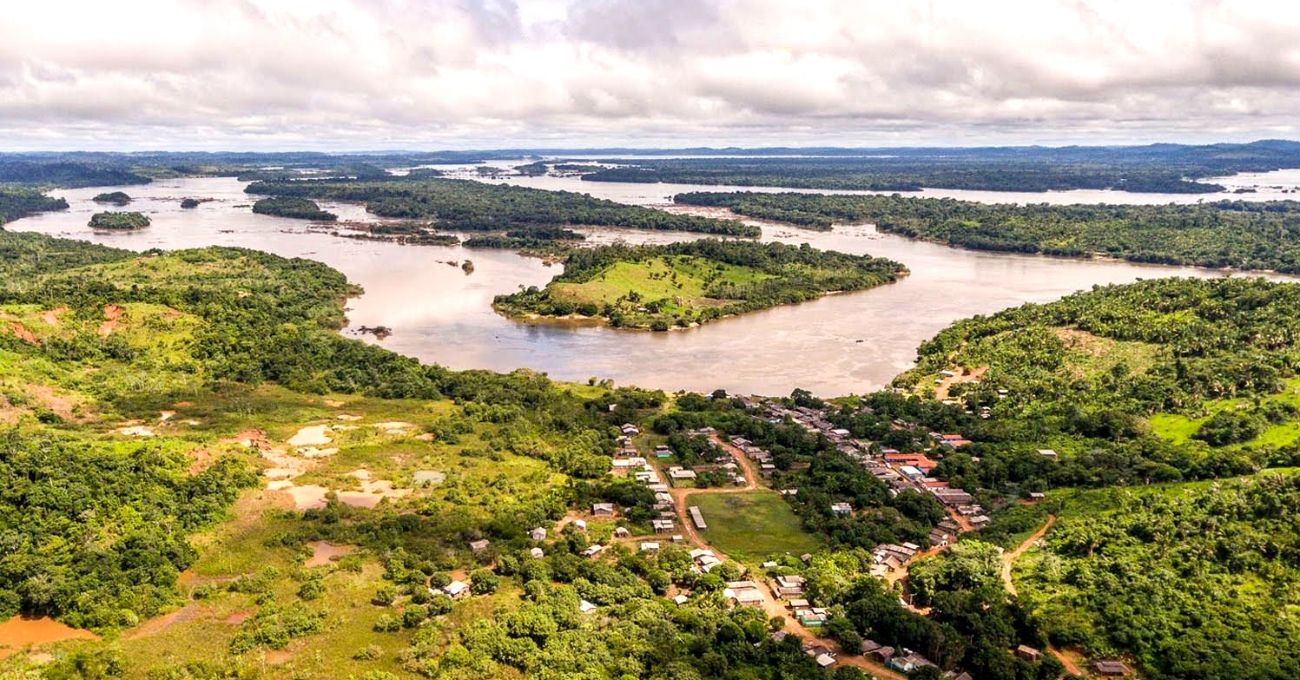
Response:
[613,423,682,539]
[730,435,778,477]
[868,542,921,578]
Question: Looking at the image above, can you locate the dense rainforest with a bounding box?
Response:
[244,177,757,236]
[583,140,1300,193]
[493,239,906,330]
[0,188,68,225]
[87,211,150,230]
[677,191,1300,273]
[251,196,338,221]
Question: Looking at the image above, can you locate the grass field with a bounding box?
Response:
[549,255,771,317]
[1149,376,1300,448]
[691,492,822,563]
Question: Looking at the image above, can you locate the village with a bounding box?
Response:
[427,395,1129,679]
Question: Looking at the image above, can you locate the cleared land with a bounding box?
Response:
[691,491,822,563]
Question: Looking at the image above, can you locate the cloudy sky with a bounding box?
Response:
[2,0,1299,150]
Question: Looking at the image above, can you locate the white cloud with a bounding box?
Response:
[1,0,1299,149]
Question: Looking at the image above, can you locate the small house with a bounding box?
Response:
[529,547,545,559]
[830,502,853,515]
[443,580,470,599]
[1015,645,1042,662]
[1091,660,1133,677]
[592,502,615,516]
[528,527,547,541]
[579,599,598,613]
[640,541,660,552]
[468,539,490,553]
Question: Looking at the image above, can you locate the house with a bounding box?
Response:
[796,609,827,627]
[652,519,675,534]
[888,653,936,673]
[814,653,835,668]
[468,539,490,553]
[786,598,810,609]
[689,506,707,529]
[770,630,788,643]
[772,575,806,597]
[1028,491,1047,500]
[528,527,547,541]
[621,423,639,436]
[1091,660,1134,676]
[1015,645,1042,662]
[830,502,853,515]
[613,526,631,538]
[671,594,689,605]
[581,544,604,557]
[640,541,660,552]
[860,639,882,655]
[724,581,765,607]
[579,599,598,613]
[668,467,697,482]
[573,519,587,531]
[869,646,895,663]
[443,580,470,599]
[1037,448,1059,460]
[529,547,545,559]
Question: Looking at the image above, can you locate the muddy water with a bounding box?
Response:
[0,615,98,659]
[7,173,1298,396]
[305,541,355,567]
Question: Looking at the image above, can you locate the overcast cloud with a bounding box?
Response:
[3,0,1300,150]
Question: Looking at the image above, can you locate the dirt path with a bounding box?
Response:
[1001,514,1056,597]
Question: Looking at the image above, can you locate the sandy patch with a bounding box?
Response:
[287,424,331,447]
[296,446,339,459]
[224,610,253,625]
[322,399,344,407]
[284,485,330,510]
[159,410,176,422]
[116,425,156,437]
[98,304,124,337]
[305,541,356,567]
[39,307,66,326]
[25,384,88,423]
[226,428,267,449]
[336,413,362,421]
[4,321,39,345]
[373,421,415,434]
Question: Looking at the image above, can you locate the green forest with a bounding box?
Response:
[244,176,758,236]
[677,191,1300,273]
[87,211,151,230]
[582,140,1300,193]
[0,188,68,225]
[493,239,906,330]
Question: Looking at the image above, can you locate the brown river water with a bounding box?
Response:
[8,169,1299,396]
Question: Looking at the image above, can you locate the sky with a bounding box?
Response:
[2,0,1300,151]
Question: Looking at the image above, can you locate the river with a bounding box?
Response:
[7,168,1299,396]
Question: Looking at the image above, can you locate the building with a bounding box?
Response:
[1091,660,1134,677]
[613,526,631,538]
[689,505,707,529]
[579,599,598,613]
[1015,645,1042,662]
[529,547,544,559]
[652,518,675,534]
[528,527,547,541]
[442,580,469,599]
[671,594,689,605]
[889,653,936,673]
[573,519,588,531]
[1037,448,1059,460]
[830,502,853,515]
[581,544,604,557]
[468,539,490,553]
[640,541,660,552]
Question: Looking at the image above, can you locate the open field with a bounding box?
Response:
[691,491,822,563]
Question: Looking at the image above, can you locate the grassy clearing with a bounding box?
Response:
[691,492,821,563]
[550,255,771,317]
[1149,376,1300,448]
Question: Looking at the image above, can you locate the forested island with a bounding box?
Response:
[678,191,1300,273]
[251,196,338,221]
[244,176,758,236]
[583,140,1300,193]
[91,191,132,206]
[87,211,150,230]
[494,240,906,330]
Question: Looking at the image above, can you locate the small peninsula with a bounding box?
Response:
[251,196,337,221]
[494,239,906,330]
[88,211,150,230]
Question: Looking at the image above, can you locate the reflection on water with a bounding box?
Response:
[6,175,1295,396]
